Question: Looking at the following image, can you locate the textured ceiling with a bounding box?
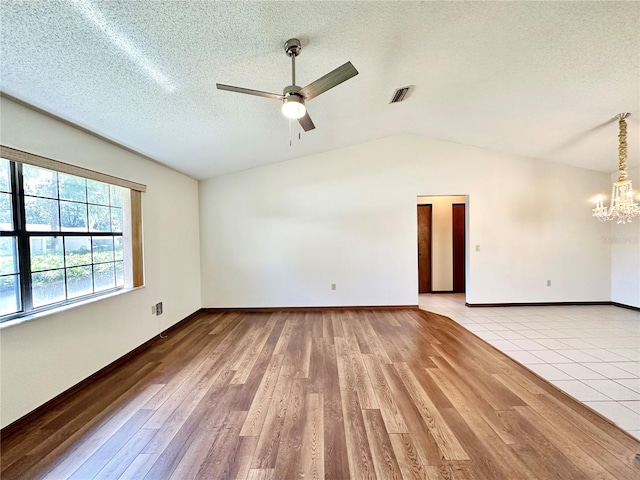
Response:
[1,1,639,180]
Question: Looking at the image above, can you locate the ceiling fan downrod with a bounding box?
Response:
[284,38,302,86]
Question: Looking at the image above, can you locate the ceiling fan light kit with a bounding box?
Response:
[281,85,306,119]
[216,38,358,132]
[282,95,306,119]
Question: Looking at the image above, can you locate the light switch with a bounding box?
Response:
[475,245,480,252]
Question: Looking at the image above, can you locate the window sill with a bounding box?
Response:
[0,285,145,330]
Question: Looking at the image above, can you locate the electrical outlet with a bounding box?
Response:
[331,283,336,291]
[156,302,163,315]
[547,280,551,287]
[151,305,156,315]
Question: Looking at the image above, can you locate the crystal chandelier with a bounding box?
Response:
[592,113,640,224]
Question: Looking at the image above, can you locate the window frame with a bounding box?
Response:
[0,145,146,324]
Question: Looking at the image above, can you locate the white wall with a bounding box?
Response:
[610,166,640,308]
[200,134,612,308]
[417,195,466,291]
[0,97,201,428]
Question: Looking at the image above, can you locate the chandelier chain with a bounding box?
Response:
[618,117,628,181]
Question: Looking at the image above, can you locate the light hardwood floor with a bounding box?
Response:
[2,308,639,479]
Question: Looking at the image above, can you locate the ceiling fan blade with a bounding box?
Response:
[299,62,358,101]
[298,111,315,132]
[216,83,283,100]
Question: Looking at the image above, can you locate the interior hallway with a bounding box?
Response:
[419,294,640,439]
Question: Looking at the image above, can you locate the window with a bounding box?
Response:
[0,159,20,316]
[0,146,146,323]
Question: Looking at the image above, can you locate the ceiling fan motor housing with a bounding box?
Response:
[283,85,302,96]
[284,38,302,57]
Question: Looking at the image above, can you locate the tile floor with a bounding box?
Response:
[419,293,640,440]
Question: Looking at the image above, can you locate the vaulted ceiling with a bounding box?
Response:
[1,1,638,179]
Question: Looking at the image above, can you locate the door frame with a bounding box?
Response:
[416,195,469,300]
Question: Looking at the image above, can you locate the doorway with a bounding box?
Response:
[417,205,432,293]
[452,203,466,293]
[417,196,467,294]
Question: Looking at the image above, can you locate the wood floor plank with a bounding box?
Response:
[321,337,350,480]
[142,383,241,479]
[190,410,248,479]
[330,310,345,337]
[67,409,155,480]
[388,433,432,480]
[335,337,376,479]
[427,369,538,479]
[246,468,275,480]
[166,407,240,480]
[92,427,157,480]
[308,336,325,394]
[394,363,469,461]
[380,362,446,467]
[425,365,518,446]
[431,344,527,410]
[143,317,247,410]
[295,333,312,379]
[362,408,403,479]
[359,313,393,364]
[322,312,335,343]
[231,436,259,480]
[251,355,295,469]
[362,353,409,434]
[143,347,229,429]
[353,311,374,354]
[272,376,307,479]
[299,393,324,480]
[382,309,403,327]
[409,364,454,410]
[141,363,235,455]
[273,316,294,355]
[239,353,284,437]
[340,310,359,339]
[233,318,285,412]
[436,407,512,480]
[336,336,379,410]
[118,453,159,480]
[513,405,625,480]
[2,308,638,480]
[495,409,589,480]
[231,314,278,384]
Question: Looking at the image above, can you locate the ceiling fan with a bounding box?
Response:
[216,38,359,132]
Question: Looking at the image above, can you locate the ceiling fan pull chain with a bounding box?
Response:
[289,118,292,146]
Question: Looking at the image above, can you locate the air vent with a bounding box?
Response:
[389,86,413,104]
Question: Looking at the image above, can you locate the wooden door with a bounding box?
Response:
[417,205,432,293]
[452,203,466,293]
